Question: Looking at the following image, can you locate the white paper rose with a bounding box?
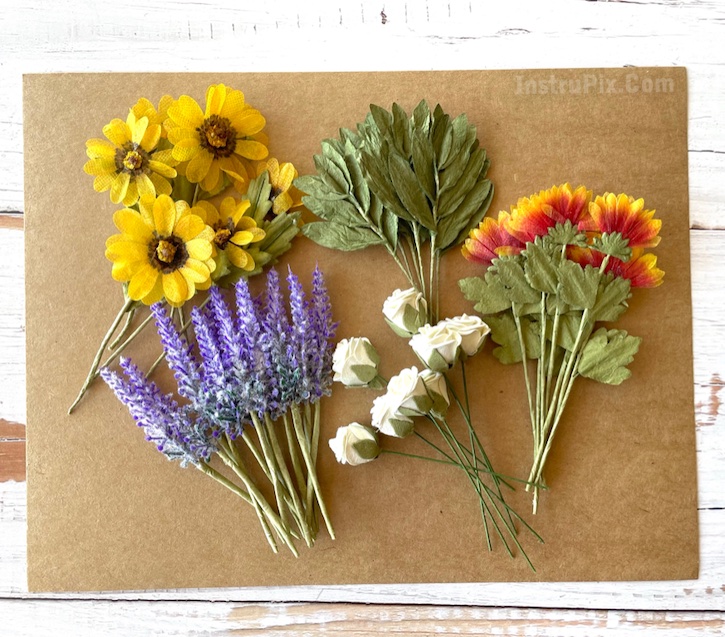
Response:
[442,314,490,357]
[382,287,428,337]
[328,423,380,466]
[419,368,450,416]
[371,393,415,438]
[332,337,381,387]
[386,366,433,416]
[409,322,462,371]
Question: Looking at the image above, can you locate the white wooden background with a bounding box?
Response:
[1,0,724,634]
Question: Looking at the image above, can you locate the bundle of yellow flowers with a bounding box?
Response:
[70,83,304,413]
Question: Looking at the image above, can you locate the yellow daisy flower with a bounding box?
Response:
[193,197,266,274]
[255,158,304,215]
[105,194,216,307]
[166,83,269,192]
[84,111,178,206]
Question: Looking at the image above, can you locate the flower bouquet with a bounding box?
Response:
[460,184,664,512]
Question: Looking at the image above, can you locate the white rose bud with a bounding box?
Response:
[328,423,381,466]
[419,369,450,416]
[442,314,491,357]
[382,288,428,337]
[386,366,433,417]
[409,322,462,372]
[371,394,415,438]
[332,337,382,388]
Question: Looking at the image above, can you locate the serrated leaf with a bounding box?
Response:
[486,314,541,364]
[546,311,583,351]
[301,221,383,251]
[547,221,586,247]
[388,153,436,230]
[459,274,512,315]
[558,260,600,309]
[592,275,631,322]
[578,328,641,385]
[593,232,632,262]
[495,258,541,304]
[524,242,559,294]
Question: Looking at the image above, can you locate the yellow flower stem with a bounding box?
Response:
[265,413,313,547]
[68,296,135,414]
[109,305,137,350]
[291,403,335,540]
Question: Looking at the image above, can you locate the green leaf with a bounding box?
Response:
[546,311,583,351]
[342,141,371,213]
[314,154,350,195]
[494,258,541,304]
[303,196,366,227]
[593,232,632,262]
[360,151,411,221]
[412,100,431,133]
[547,221,585,247]
[437,147,485,218]
[301,221,383,251]
[411,131,436,202]
[459,275,512,315]
[558,260,600,309]
[524,241,559,294]
[578,328,642,385]
[486,314,541,364]
[388,153,436,230]
[351,364,378,384]
[370,103,393,137]
[391,102,412,158]
[447,181,494,251]
[592,275,631,322]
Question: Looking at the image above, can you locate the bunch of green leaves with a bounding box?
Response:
[459,223,642,512]
[296,100,493,320]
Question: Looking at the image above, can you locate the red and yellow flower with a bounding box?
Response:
[105,194,216,307]
[462,211,525,268]
[568,246,664,288]
[166,83,268,192]
[582,193,661,248]
[507,183,591,244]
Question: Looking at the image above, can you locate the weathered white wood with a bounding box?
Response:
[1,600,724,636]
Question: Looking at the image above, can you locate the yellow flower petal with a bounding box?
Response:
[186,237,213,261]
[136,173,156,198]
[110,172,131,204]
[149,172,173,197]
[276,162,297,191]
[234,140,268,161]
[205,84,226,118]
[180,258,211,283]
[200,161,222,192]
[152,149,178,168]
[142,276,165,305]
[167,127,198,145]
[273,191,294,215]
[93,174,114,193]
[171,137,201,163]
[148,160,177,179]
[227,245,256,271]
[174,214,207,242]
[153,195,177,236]
[138,194,155,227]
[83,157,115,176]
[140,123,161,152]
[128,263,160,301]
[219,88,246,120]
[105,239,148,262]
[235,215,256,231]
[231,230,254,246]
[122,181,140,207]
[185,149,213,184]
[86,138,116,158]
[191,201,217,225]
[230,109,265,136]
[111,260,140,282]
[130,115,149,145]
[247,227,265,243]
[168,95,205,129]
[113,208,153,240]
[103,119,132,146]
[163,270,190,306]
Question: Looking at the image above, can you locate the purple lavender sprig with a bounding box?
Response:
[101,359,216,467]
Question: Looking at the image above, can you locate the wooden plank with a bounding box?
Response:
[0,601,723,636]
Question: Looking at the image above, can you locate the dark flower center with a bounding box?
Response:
[149,235,188,273]
[197,114,237,158]
[213,219,236,249]
[115,142,151,176]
